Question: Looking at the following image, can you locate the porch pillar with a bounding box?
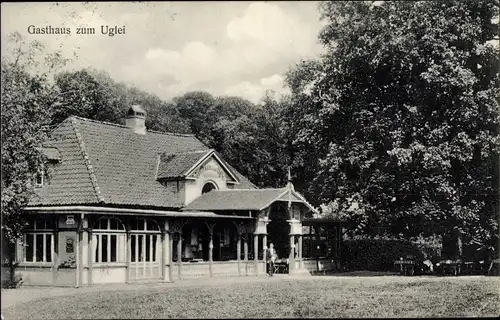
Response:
[80,215,89,287]
[206,222,216,278]
[209,233,214,277]
[237,233,242,276]
[125,221,131,283]
[287,218,303,273]
[162,220,169,282]
[177,232,182,280]
[233,221,243,276]
[298,234,303,269]
[243,233,249,276]
[171,220,187,281]
[75,224,81,288]
[168,230,173,282]
[88,229,93,286]
[253,233,258,276]
[262,234,267,262]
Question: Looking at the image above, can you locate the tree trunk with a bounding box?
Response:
[7,242,17,285]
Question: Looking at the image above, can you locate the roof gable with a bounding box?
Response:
[156,150,210,180]
[185,150,240,184]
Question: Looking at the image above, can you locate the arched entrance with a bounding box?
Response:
[267,202,290,261]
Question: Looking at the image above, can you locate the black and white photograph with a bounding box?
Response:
[1,1,499,318]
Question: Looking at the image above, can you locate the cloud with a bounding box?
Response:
[140,2,319,102]
[226,2,315,56]
[260,74,284,87]
[224,74,290,104]
[2,2,322,104]
[224,81,267,102]
[144,41,217,83]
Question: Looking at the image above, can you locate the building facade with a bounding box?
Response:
[14,106,342,287]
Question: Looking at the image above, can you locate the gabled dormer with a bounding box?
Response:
[32,147,62,188]
[156,149,240,205]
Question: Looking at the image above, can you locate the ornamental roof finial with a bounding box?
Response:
[287,167,294,192]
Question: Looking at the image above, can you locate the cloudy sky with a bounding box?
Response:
[1,2,325,103]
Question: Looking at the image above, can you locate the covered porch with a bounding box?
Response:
[182,184,344,276]
[16,186,343,286]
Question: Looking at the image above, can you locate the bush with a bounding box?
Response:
[341,236,438,272]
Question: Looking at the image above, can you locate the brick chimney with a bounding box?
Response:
[125,105,146,135]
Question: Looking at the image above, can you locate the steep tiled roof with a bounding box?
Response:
[184,188,288,211]
[30,119,102,205]
[157,150,211,180]
[184,187,319,213]
[29,116,255,208]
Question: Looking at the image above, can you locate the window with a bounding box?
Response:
[131,218,160,232]
[24,233,54,262]
[21,216,55,263]
[34,166,44,187]
[92,217,126,263]
[130,218,161,264]
[202,182,217,194]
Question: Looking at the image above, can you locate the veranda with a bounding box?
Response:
[13,201,342,287]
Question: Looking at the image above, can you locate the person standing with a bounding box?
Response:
[267,243,276,276]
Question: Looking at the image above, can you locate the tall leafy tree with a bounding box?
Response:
[53,68,190,134]
[174,91,292,188]
[1,33,64,278]
[286,0,500,256]
[52,69,124,124]
[173,91,216,139]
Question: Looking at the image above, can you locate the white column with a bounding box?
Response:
[168,231,174,282]
[299,235,303,269]
[289,235,295,273]
[244,234,249,276]
[253,233,258,276]
[262,234,267,262]
[81,229,88,286]
[177,232,182,280]
[76,228,80,288]
[237,233,242,276]
[126,231,131,283]
[209,229,214,278]
[162,220,169,282]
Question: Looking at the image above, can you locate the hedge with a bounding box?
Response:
[341,238,440,272]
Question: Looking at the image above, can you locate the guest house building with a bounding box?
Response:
[14,106,342,287]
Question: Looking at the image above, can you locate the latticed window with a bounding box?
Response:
[33,164,45,188]
[130,218,161,263]
[92,217,126,263]
[21,216,55,263]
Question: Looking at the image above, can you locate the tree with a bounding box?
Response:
[173,91,216,140]
[126,86,190,134]
[53,68,191,134]
[1,32,64,282]
[286,1,500,255]
[172,91,292,188]
[52,68,126,124]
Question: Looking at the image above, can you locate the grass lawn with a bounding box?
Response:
[2,276,499,319]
